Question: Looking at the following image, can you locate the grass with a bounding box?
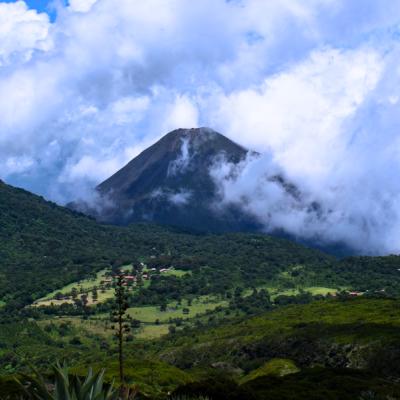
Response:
[163,269,190,277]
[34,265,187,307]
[37,268,111,301]
[271,286,339,298]
[135,324,170,339]
[127,296,228,323]
[37,294,229,340]
[242,285,339,299]
[240,359,300,383]
[34,287,116,307]
[38,316,112,338]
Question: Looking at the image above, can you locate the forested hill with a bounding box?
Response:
[0,180,334,309]
[2,179,400,313]
[0,180,132,307]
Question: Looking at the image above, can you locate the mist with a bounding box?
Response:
[2,0,400,253]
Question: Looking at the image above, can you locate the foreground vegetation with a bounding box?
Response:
[2,298,400,398]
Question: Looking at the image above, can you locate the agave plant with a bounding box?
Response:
[17,363,117,400]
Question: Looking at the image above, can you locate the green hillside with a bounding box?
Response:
[0,180,147,307]
[0,180,337,310]
[155,297,400,372]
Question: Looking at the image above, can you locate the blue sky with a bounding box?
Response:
[1,0,400,253]
[0,0,59,20]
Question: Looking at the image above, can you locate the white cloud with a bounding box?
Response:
[151,187,192,206]
[168,190,192,206]
[168,136,191,177]
[162,96,199,136]
[110,96,150,125]
[211,47,383,184]
[59,155,121,182]
[0,1,51,66]
[4,155,34,175]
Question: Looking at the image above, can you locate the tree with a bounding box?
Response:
[92,287,98,303]
[54,292,63,300]
[81,294,88,308]
[111,274,130,387]
[136,272,143,287]
[131,319,141,329]
[71,287,78,300]
[168,325,176,334]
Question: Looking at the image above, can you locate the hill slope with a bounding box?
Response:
[0,180,136,307]
[0,179,335,309]
[157,297,400,374]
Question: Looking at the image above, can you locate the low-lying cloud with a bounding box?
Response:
[2,0,400,253]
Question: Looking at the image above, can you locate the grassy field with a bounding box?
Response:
[38,316,111,338]
[240,358,300,383]
[37,293,229,341]
[162,269,190,277]
[127,296,228,323]
[35,287,116,307]
[38,315,172,341]
[242,285,340,299]
[34,265,187,307]
[270,286,339,297]
[136,324,170,339]
[37,268,111,301]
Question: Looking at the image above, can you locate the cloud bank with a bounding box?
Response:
[2,0,400,253]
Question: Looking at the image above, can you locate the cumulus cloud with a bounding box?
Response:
[2,0,400,253]
[0,1,52,66]
[208,45,400,254]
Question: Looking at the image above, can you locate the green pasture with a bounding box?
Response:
[127,296,228,323]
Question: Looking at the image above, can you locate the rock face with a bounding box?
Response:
[78,127,263,232]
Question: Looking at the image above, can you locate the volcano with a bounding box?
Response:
[73,127,263,232]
